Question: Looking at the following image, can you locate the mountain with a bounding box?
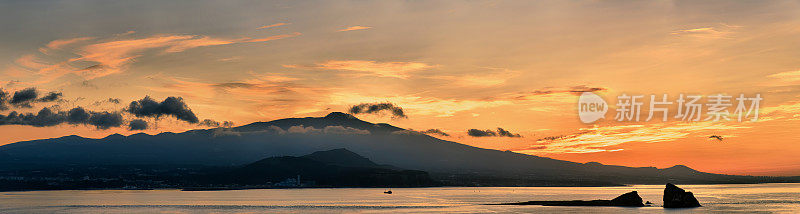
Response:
[210,148,438,187]
[301,148,380,168]
[0,112,797,186]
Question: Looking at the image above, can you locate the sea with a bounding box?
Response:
[1,183,798,213]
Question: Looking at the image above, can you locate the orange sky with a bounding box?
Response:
[2,1,800,176]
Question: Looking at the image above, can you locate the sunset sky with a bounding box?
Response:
[3,0,800,176]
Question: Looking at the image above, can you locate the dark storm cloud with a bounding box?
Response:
[128,119,148,130]
[421,129,450,136]
[108,98,121,104]
[348,102,407,118]
[10,88,37,107]
[126,96,199,123]
[467,127,522,138]
[0,107,123,129]
[37,91,63,102]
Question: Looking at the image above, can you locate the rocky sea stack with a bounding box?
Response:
[663,183,701,208]
[495,191,644,207]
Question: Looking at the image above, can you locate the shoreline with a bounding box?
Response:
[2,182,799,193]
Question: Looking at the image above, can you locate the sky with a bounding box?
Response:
[2,0,800,176]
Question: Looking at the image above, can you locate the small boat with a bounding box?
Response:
[384,188,392,194]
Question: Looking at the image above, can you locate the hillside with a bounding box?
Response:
[1,112,797,186]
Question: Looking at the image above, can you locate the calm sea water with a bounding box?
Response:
[1,183,799,213]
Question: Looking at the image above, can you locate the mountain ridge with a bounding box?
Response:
[1,112,798,186]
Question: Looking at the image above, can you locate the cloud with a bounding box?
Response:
[393,128,450,137]
[496,128,522,137]
[67,107,91,124]
[567,85,606,95]
[216,125,369,137]
[199,119,220,127]
[287,125,322,134]
[212,82,257,89]
[429,67,519,88]
[468,129,495,137]
[421,129,450,136]
[769,70,800,81]
[671,24,740,39]
[199,119,234,128]
[767,70,800,87]
[41,37,94,53]
[257,22,290,29]
[510,85,607,99]
[348,102,407,118]
[338,26,372,32]
[285,60,434,79]
[243,32,302,42]
[284,125,369,135]
[330,93,512,117]
[146,74,325,118]
[527,146,547,150]
[323,125,371,135]
[0,89,8,110]
[87,111,124,129]
[0,107,123,129]
[467,127,522,138]
[37,91,63,102]
[2,88,64,108]
[10,88,38,107]
[128,119,148,130]
[519,121,750,154]
[13,32,301,82]
[126,96,199,123]
[92,97,122,106]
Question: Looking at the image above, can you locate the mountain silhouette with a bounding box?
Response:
[0,112,797,186]
[301,148,380,168]
[209,148,438,187]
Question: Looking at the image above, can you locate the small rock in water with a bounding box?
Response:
[610,191,645,207]
[663,183,701,208]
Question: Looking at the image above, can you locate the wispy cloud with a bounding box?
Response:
[768,70,800,82]
[41,37,94,53]
[257,22,290,30]
[517,121,749,154]
[285,60,434,79]
[671,24,740,39]
[499,85,607,102]
[8,32,302,83]
[338,26,372,32]
[431,67,519,87]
